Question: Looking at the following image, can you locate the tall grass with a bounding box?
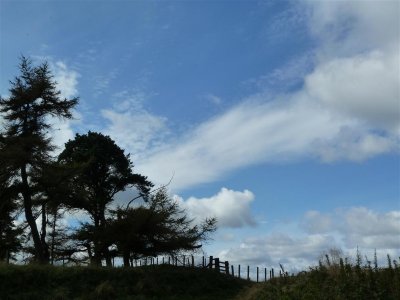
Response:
[238,252,400,300]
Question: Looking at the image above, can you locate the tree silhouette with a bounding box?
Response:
[58,131,153,266]
[0,57,78,263]
[108,188,217,267]
[0,173,22,263]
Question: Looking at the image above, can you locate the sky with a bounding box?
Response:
[1,0,399,272]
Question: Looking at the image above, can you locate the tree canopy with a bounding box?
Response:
[58,131,153,266]
[0,57,216,266]
[0,56,78,263]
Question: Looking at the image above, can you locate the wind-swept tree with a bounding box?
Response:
[109,188,217,267]
[0,57,78,263]
[58,131,153,266]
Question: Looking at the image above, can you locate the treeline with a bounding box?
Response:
[0,57,216,266]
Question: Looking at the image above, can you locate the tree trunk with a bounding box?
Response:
[123,250,130,267]
[50,210,57,265]
[21,165,48,264]
[100,211,112,267]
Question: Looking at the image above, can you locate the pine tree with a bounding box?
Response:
[0,56,78,263]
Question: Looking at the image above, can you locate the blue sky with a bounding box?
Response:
[1,0,399,271]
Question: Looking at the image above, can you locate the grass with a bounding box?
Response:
[236,254,400,300]
[0,263,252,300]
[1,254,399,299]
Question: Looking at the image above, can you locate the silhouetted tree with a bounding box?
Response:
[0,57,78,263]
[58,131,153,266]
[0,173,22,263]
[108,188,217,267]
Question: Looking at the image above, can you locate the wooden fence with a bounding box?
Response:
[129,255,289,282]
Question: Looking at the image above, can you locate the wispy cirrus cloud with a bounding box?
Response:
[101,91,168,160]
[49,60,81,151]
[100,0,399,191]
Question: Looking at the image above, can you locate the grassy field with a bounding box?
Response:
[1,258,399,300]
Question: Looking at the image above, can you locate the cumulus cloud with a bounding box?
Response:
[175,187,256,228]
[306,0,399,56]
[305,50,399,131]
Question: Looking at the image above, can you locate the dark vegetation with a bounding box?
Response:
[0,57,215,266]
[240,252,400,300]
[0,252,398,299]
[0,263,252,300]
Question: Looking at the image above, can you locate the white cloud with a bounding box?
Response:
[53,61,80,99]
[219,233,336,271]
[136,93,398,190]
[306,0,399,57]
[305,50,399,131]
[175,187,256,228]
[48,61,81,151]
[101,92,168,160]
[84,1,398,192]
[301,207,400,249]
[217,207,400,271]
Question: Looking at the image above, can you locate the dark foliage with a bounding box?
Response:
[106,188,216,266]
[58,131,153,266]
[0,263,251,300]
[244,254,400,300]
[0,56,78,263]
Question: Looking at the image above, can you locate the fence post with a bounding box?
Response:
[175,257,178,266]
[202,256,205,267]
[247,265,250,280]
[238,265,241,278]
[257,267,259,282]
[231,265,234,277]
[272,268,274,278]
[209,256,213,269]
[215,258,220,272]
[191,256,194,267]
[225,261,229,275]
[264,268,267,281]
[183,255,186,266]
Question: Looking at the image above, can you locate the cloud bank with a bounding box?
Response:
[219,207,400,271]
